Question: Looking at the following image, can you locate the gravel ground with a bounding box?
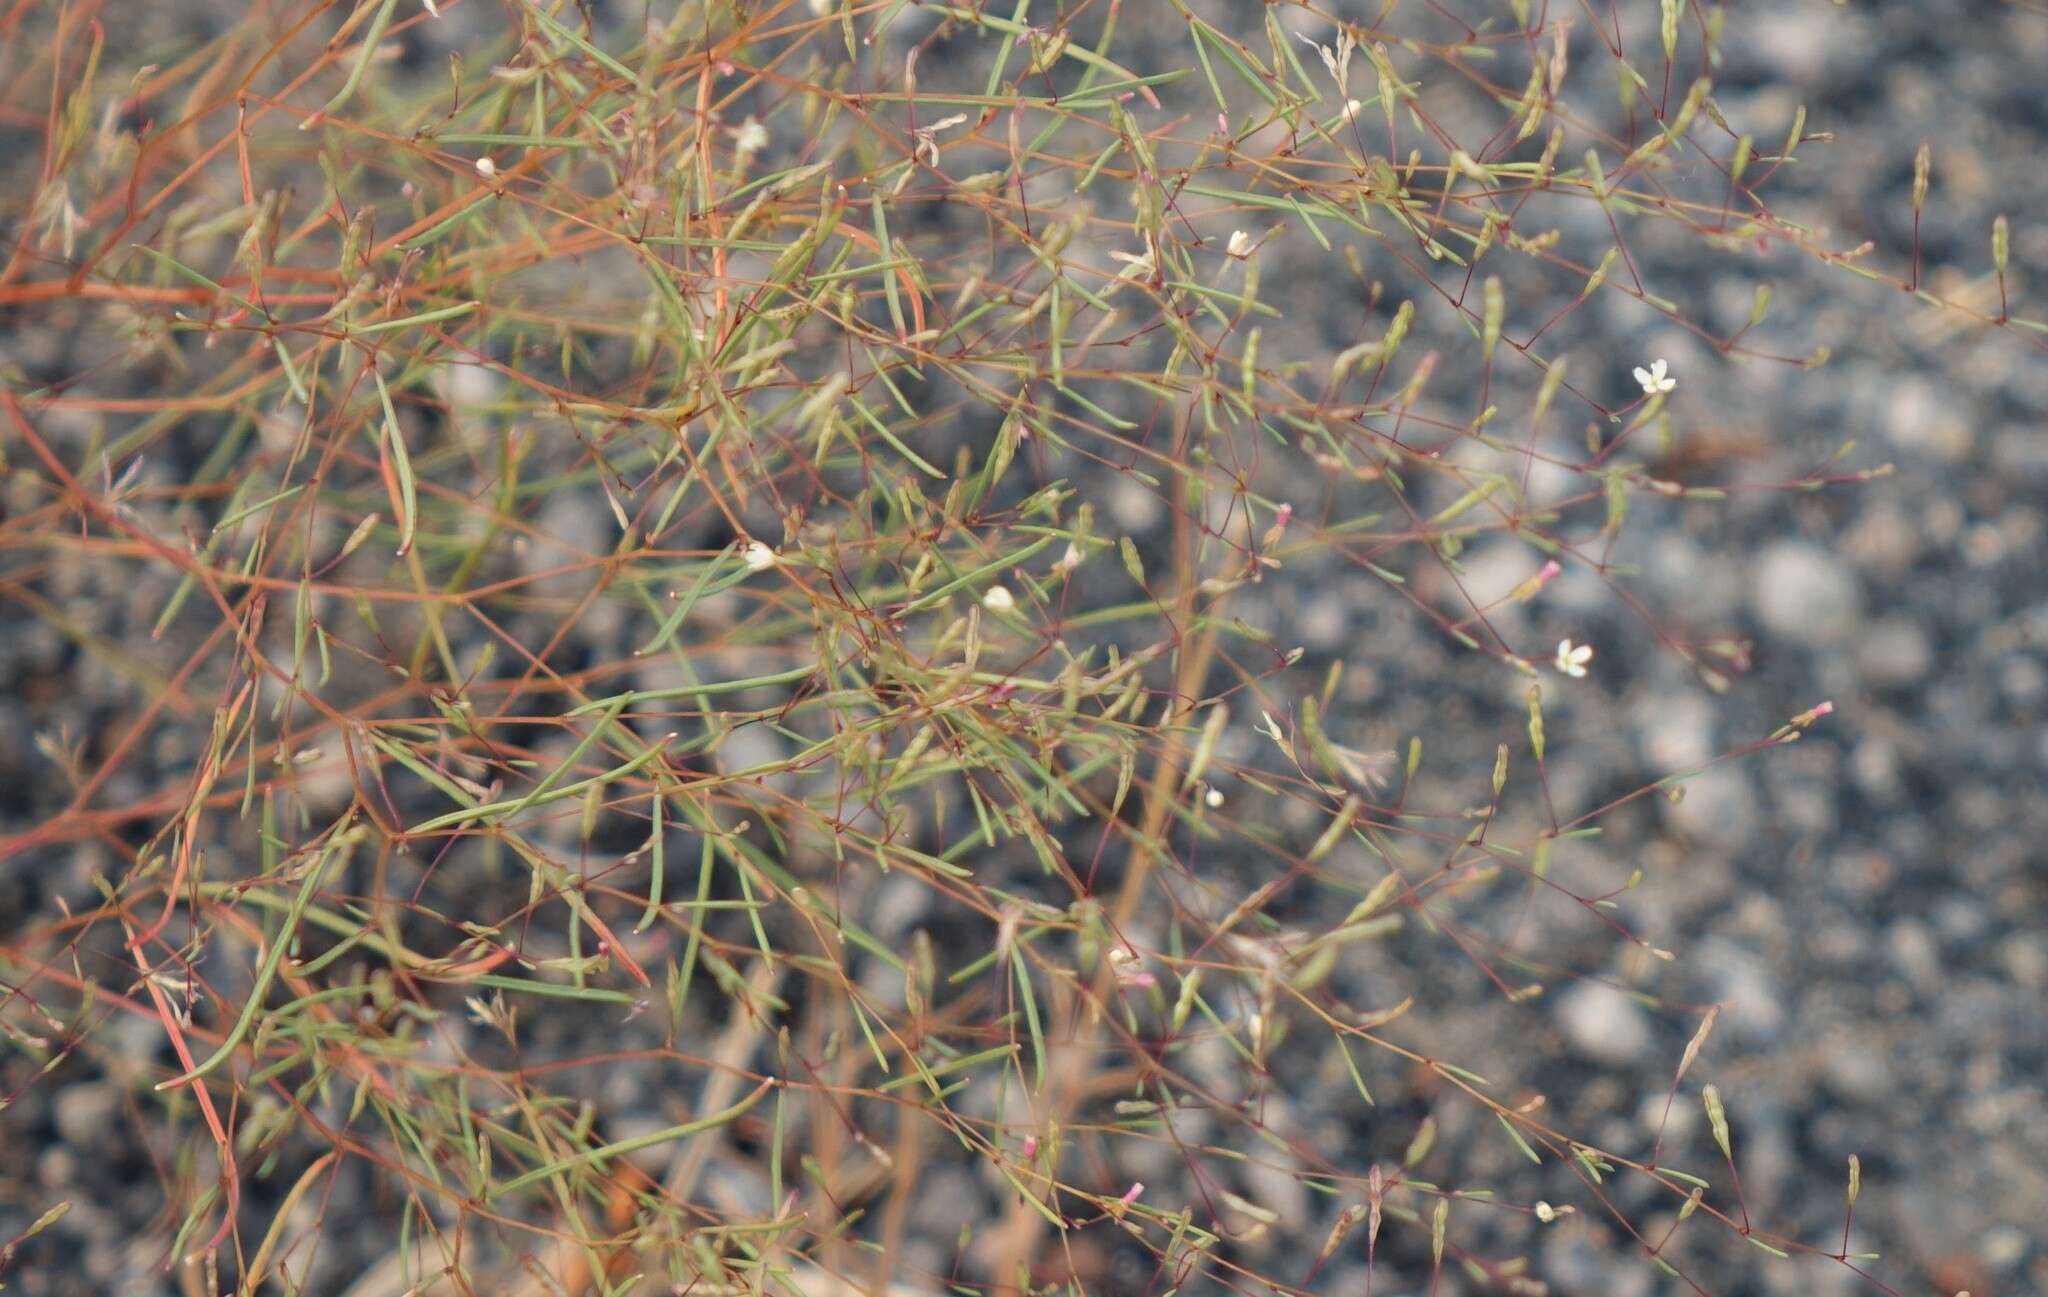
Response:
[2,3,2044,1296]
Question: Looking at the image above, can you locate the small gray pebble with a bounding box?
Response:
[1662,764,1760,852]
[1856,617,1933,687]
[1752,541,1864,647]
[1555,981,1653,1066]
[53,1081,119,1148]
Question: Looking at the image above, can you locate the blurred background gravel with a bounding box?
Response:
[2,3,2044,1295]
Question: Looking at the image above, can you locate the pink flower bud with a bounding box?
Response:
[1791,699,1836,728]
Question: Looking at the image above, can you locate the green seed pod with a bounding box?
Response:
[1482,276,1504,360]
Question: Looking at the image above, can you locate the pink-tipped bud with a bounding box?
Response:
[1107,946,1155,988]
[1021,1135,1038,1158]
[1119,1182,1145,1206]
[1259,502,1294,550]
[1513,559,1565,603]
[1792,700,1836,728]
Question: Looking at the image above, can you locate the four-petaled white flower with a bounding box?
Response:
[741,540,779,572]
[981,584,1015,612]
[1226,229,1254,259]
[1553,638,1593,678]
[473,156,497,178]
[1632,357,1675,395]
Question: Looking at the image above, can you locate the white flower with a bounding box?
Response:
[1203,786,1225,808]
[981,585,1015,612]
[1225,229,1253,259]
[733,117,769,158]
[1553,638,1593,678]
[473,156,496,178]
[1632,357,1675,395]
[741,540,778,572]
[1055,541,1084,573]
